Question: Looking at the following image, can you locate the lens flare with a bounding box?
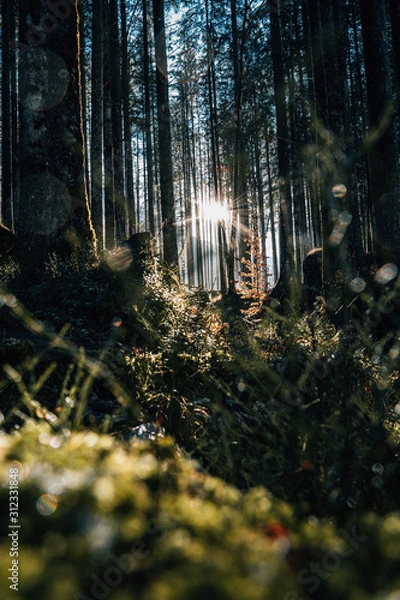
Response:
[332,184,347,198]
[36,493,58,516]
[375,263,398,285]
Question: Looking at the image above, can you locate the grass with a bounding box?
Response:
[0,250,400,598]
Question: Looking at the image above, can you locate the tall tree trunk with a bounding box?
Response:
[1,0,17,229]
[228,0,249,293]
[389,0,400,97]
[121,0,136,234]
[103,0,116,249]
[179,83,195,285]
[143,0,155,235]
[265,129,278,283]
[253,112,267,289]
[205,0,221,201]
[270,0,295,303]
[17,0,96,258]
[152,0,178,265]
[91,0,104,247]
[359,0,399,265]
[109,0,125,241]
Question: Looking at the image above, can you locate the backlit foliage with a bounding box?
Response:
[1,256,400,598]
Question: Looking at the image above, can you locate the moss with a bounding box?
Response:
[0,423,296,600]
[1,257,400,598]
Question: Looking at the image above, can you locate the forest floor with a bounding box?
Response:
[0,251,400,599]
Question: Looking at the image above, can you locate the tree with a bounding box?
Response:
[359,0,399,265]
[1,0,18,230]
[17,0,96,257]
[120,0,136,235]
[90,0,104,246]
[227,0,250,293]
[143,0,155,235]
[269,0,295,302]
[152,0,178,265]
[109,0,126,241]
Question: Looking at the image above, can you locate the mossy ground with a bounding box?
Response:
[0,253,400,599]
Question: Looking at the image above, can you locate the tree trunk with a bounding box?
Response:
[1,0,17,229]
[389,0,400,96]
[359,0,399,265]
[265,129,278,283]
[142,0,155,235]
[17,0,96,259]
[103,0,116,249]
[109,0,126,241]
[120,0,136,236]
[91,0,104,247]
[270,0,295,303]
[228,0,249,293]
[152,0,178,265]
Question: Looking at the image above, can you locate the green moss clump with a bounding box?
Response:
[0,422,296,600]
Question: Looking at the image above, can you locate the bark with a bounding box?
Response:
[1,0,16,229]
[152,0,178,265]
[143,0,155,235]
[270,0,295,303]
[109,0,126,241]
[103,0,116,249]
[120,0,135,234]
[359,0,399,265]
[17,0,96,258]
[228,0,249,292]
[91,0,104,246]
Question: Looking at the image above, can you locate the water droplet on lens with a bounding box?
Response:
[329,489,340,501]
[36,493,58,516]
[19,174,71,235]
[50,436,62,449]
[38,432,51,445]
[346,497,357,509]
[375,263,398,285]
[338,210,352,226]
[5,295,17,308]
[372,463,384,475]
[19,49,69,111]
[350,277,366,293]
[329,230,344,246]
[45,412,57,424]
[332,184,347,198]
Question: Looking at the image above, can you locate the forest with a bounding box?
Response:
[1,0,400,598]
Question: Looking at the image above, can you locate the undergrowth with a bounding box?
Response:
[1,252,400,598]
